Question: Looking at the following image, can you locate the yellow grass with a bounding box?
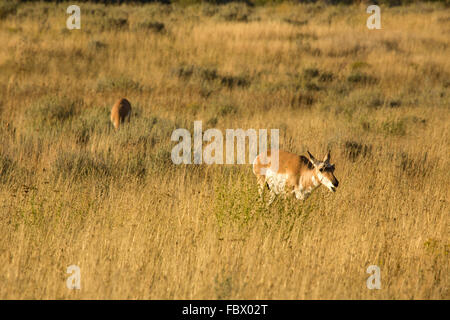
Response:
[0,2,448,299]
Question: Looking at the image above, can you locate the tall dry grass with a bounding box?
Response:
[0,1,448,299]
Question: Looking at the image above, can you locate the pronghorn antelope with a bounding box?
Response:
[110,98,132,130]
[252,150,339,204]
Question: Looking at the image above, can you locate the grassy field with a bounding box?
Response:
[0,1,448,299]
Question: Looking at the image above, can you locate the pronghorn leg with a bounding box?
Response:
[293,188,305,201]
[291,189,296,199]
[267,190,276,206]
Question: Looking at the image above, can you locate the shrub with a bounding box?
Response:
[303,68,319,79]
[421,62,449,83]
[304,82,320,91]
[172,65,219,82]
[172,65,195,79]
[25,96,79,130]
[347,72,378,85]
[381,119,406,136]
[149,116,177,143]
[214,175,259,234]
[149,147,175,172]
[0,154,16,183]
[136,20,165,33]
[388,100,402,108]
[88,40,107,50]
[52,151,113,180]
[70,107,110,145]
[290,92,314,108]
[283,18,308,26]
[343,141,372,161]
[298,68,333,87]
[397,152,432,178]
[218,104,239,117]
[0,1,18,20]
[104,17,128,30]
[220,75,249,89]
[115,115,176,154]
[87,8,106,17]
[72,120,91,145]
[201,3,219,16]
[200,68,219,81]
[318,71,334,82]
[381,40,401,52]
[206,117,218,127]
[327,44,365,57]
[218,3,251,22]
[96,77,141,92]
[351,61,370,70]
[123,153,147,179]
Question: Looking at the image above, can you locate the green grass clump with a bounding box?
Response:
[25,96,80,131]
[52,151,113,181]
[96,77,142,92]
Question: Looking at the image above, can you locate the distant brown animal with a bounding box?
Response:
[110,98,132,130]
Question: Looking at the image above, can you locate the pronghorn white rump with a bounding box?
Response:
[252,150,339,204]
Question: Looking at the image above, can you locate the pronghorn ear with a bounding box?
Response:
[307,151,318,165]
[324,150,331,163]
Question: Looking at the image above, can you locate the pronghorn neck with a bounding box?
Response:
[294,169,321,200]
[311,171,321,188]
[299,169,321,191]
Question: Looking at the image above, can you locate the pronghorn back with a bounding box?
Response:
[110,98,132,130]
[252,150,312,177]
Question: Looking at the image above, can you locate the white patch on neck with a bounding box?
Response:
[311,175,319,187]
[317,172,335,190]
[295,175,317,201]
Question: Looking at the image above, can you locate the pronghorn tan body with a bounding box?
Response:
[110,98,132,130]
[252,150,339,204]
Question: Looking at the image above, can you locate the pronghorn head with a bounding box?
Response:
[307,150,339,193]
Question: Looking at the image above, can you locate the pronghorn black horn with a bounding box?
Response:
[324,150,331,162]
[307,150,317,164]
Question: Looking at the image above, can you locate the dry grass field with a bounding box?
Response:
[0,1,449,299]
